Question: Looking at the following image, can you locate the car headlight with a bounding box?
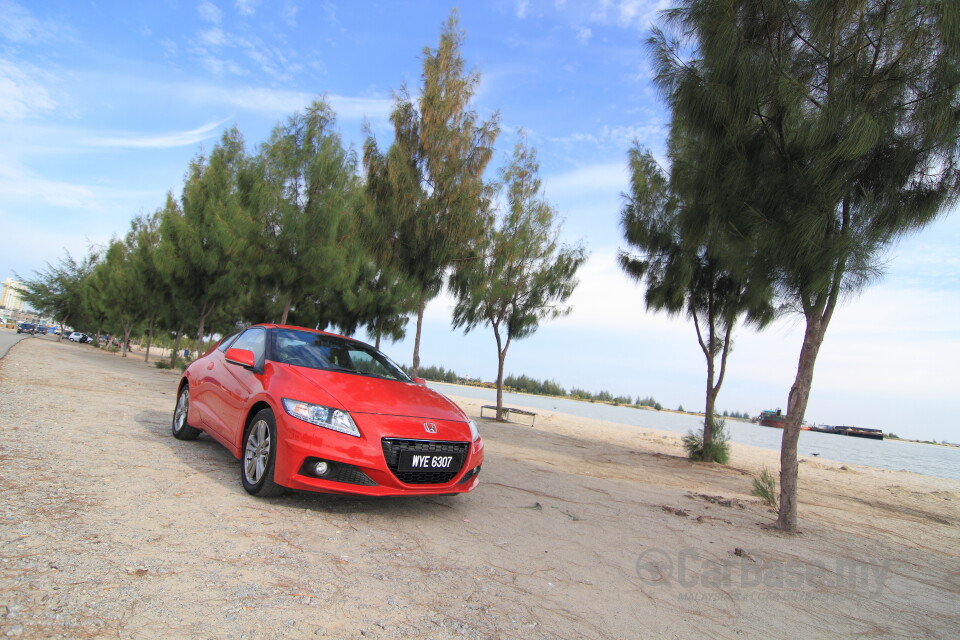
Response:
[281,398,360,437]
[468,418,480,442]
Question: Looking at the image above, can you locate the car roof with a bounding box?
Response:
[252,323,362,345]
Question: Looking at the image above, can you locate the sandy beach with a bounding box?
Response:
[1,335,958,639]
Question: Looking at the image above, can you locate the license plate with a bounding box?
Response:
[397,451,461,472]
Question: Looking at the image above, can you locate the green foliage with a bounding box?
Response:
[157,128,251,349]
[451,133,587,406]
[504,374,567,398]
[751,468,779,511]
[362,10,499,375]
[250,98,364,327]
[651,0,960,529]
[682,419,730,464]
[635,396,663,411]
[410,364,461,384]
[16,251,99,331]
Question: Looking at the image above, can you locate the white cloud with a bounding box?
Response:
[282,1,298,27]
[0,0,55,43]
[543,162,628,200]
[235,0,257,16]
[588,0,672,31]
[517,0,529,19]
[547,122,666,147]
[0,59,57,120]
[326,95,393,121]
[0,161,101,210]
[200,27,228,48]
[82,119,228,149]
[197,1,223,25]
[555,248,679,331]
[576,26,592,45]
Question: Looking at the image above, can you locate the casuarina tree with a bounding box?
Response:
[363,10,499,376]
[157,128,251,353]
[16,251,99,339]
[252,98,362,325]
[451,135,586,420]
[619,143,774,462]
[650,0,960,530]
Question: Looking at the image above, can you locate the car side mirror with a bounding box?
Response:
[225,348,256,370]
[413,377,427,385]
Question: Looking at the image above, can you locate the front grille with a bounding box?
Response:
[382,438,469,484]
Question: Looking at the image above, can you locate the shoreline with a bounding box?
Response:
[432,381,960,482]
[434,379,958,447]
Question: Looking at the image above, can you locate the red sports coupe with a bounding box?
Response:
[171,324,483,497]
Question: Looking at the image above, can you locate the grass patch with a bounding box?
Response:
[682,418,730,464]
[751,467,779,510]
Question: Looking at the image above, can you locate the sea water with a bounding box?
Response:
[431,382,960,482]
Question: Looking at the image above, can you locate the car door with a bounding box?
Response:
[217,327,267,445]
[191,332,240,440]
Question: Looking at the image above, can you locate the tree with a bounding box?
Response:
[157,128,251,354]
[363,10,499,376]
[251,98,363,325]
[335,260,416,349]
[16,251,99,337]
[451,136,586,419]
[619,144,773,462]
[154,194,193,365]
[128,211,166,362]
[651,0,960,530]
[93,237,145,357]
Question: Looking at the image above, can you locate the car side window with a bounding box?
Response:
[217,331,241,353]
[230,328,266,364]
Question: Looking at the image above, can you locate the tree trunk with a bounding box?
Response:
[703,378,717,461]
[122,325,133,358]
[144,316,154,364]
[280,293,293,325]
[493,326,507,421]
[411,292,426,378]
[171,324,184,367]
[776,317,827,532]
[196,303,211,359]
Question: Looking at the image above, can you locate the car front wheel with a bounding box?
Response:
[172,386,201,440]
[241,409,284,497]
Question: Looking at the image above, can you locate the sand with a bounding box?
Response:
[0,335,957,639]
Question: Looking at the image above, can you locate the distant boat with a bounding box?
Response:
[806,424,884,440]
[758,409,787,428]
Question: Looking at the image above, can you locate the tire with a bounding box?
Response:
[241,409,285,497]
[172,386,201,441]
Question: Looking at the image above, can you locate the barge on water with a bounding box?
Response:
[802,424,885,440]
[758,409,787,428]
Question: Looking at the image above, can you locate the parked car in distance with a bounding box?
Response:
[172,324,484,498]
[68,332,93,343]
[16,323,36,334]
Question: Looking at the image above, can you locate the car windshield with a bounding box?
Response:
[271,328,410,382]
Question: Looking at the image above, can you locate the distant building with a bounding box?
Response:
[1,278,27,312]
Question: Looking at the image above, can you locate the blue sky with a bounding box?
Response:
[2,0,958,442]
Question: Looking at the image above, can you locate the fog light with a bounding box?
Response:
[313,461,330,476]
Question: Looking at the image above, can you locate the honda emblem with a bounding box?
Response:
[423,423,438,433]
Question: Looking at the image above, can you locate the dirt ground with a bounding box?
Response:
[1,336,958,639]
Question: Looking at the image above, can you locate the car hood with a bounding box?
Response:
[282,365,466,422]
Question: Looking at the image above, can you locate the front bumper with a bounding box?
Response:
[272,410,484,496]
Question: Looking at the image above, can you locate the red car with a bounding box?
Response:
[172,324,483,497]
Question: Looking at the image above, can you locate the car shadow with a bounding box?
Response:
[135,408,475,517]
